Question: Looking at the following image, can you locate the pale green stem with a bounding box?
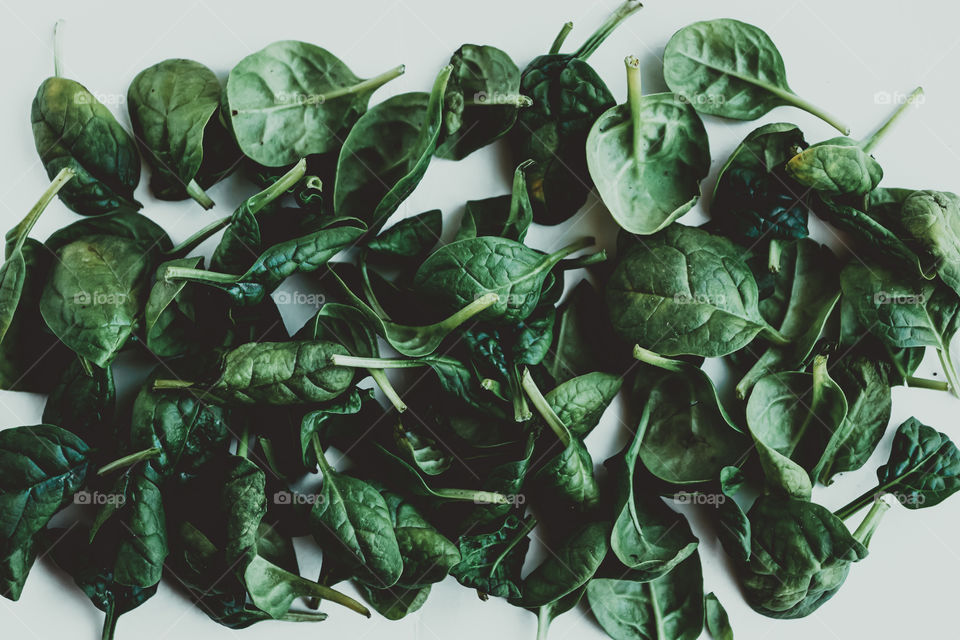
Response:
[164,266,239,286]
[53,20,65,77]
[520,368,569,446]
[97,447,162,475]
[185,179,215,210]
[312,65,404,105]
[236,425,250,459]
[575,0,644,60]
[852,498,890,547]
[549,21,574,54]
[152,379,195,390]
[8,167,74,254]
[862,87,923,153]
[368,368,407,413]
[246,158,307,215]
[632,345,687,373]
[904,375,950,392]
[431,488,510,504]
[768,239,783,274]
[625,56,643,161]
[329,354,426,370]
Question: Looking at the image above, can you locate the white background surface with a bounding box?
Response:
[2,1,960,639]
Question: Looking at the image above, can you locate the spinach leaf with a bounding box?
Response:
[438,44,530,160]
[513,520,608,608]
[89,463,168,589]
[899,189,960,298]
[367,209,442,259]
[705,592,734,640]
[226,40,404,166]
[128,58,233,207]
[244,555,371,619]
[0,537,36,602]
[529,586,585,640]
[154,341,355,405]
[334,66,451,230]
[715,466,751,563]
[736,240,840,397]
[840,260,960,391]
[0,425,90,549]
[710,123,810,249]
[44,526,158,639]
[632,347,750,485]
[327,264,499,358]
[143,256,205,358]
[45,210,173,255]
[450,515,533,599]
[130,373,230,482]
[414,236,593,323]
[456,160,534,242]
[786,88,921,196]
[587,56,710,234]
[221,456,266,568]
[309,439,403,588]
[836,417,960,519]
[32,47,141,213]
[39,234,153,367]
[746,356,847,497]
[510,0,643,224]
[587,551,705,640]
[522,370,600,511]
[43,357,115,444]
[814,355,891,484]
[356,583,430,620]
[543,372,622,439]
[544,280,632,383]
[382,490,460,588]
[299,388,369,466]
[165,223,366,305]
[663,19,848,133]
[607,224,787,357]
[740,496,874,618]
[608,399,699,578]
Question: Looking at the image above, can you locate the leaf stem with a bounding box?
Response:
[311,434,332,476]
[246,159,307,215]
[904,375,950,392]
[164,265,239,286]
[368,368,407,413]
[280,611,329,622]
[329,354,426,370]
[625,56,643,161]
[768,238,783,274]
[559,249,607,270]
[152,379,195,390]
[317,65,405,104]
[632,344,687,373]
[165,216,232,258]
[935,348,960,399]
[574,0,644,60]
[53,20,65,77]
[185,179,215,210]
[8,167,74,254]
[536,606,552,640]
[549,21,574,54]
[236,425,250,459]
[97,447,161,476]
[852,497,890,547]
[834,487,882,521]
[431,488,510,504]
[520,368,569,446]
[101,600,118,640]
[861,87,923,153]
[435,293,500,332]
